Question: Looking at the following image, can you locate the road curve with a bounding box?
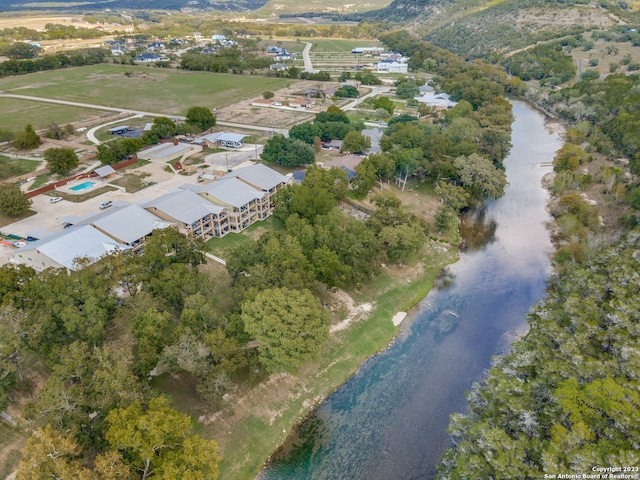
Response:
[0,93,289,139]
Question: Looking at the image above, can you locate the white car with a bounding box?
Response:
[50,196,63,204]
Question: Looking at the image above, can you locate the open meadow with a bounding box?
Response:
[0,96,99,131]
[0,64,289,117]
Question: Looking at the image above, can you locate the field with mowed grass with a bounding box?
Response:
[0,97,98,131]
[0,65,289,116]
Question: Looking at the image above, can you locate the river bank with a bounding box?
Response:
[206,237,459,479]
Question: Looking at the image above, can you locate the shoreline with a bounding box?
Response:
[212,239,459,479]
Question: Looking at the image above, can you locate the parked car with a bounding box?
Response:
[99,201,113,210]
[50,196,63,204]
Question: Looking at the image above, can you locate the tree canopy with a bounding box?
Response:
[0,183,31,217]
[185,106,216,131]
[44,147,79,175]
[241,287,329,373]
[261,134,315,167]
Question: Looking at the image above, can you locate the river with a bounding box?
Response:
[259,100,563,480]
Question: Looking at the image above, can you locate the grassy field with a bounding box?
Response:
[0,65,289,117]
[0,156,40,181]
[0,97,98,132]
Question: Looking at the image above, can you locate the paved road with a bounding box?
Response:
[86,114,143,144]
[0,93,289,137]
[342,86,392,110]
[302,42,315,73]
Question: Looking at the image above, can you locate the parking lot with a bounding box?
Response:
[0,161,216,266]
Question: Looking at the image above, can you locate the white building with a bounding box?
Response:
[12,225,130,272]
[375,60,408,73]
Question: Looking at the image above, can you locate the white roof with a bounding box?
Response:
[150,143,191,159]
[142,189,226,224]
[181,178,264,208]
[76,204,173,244]
[94,165,116,177]
[217,133,247,143]
[15,225,131,270]
[139,143,174,156]
[225,163,288,191]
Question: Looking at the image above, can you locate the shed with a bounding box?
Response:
[94,165,117,179]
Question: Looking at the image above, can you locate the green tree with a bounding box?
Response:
[44,147,79,175]
[261,134,315,167]
[454,153,507,200]
[0,183,31,217]
[368,153,396,188]
[16,425,89,480]
[263,90,274,99]
[185,106,216,131]
[352,158,377,198]
[12,124,41,150]
[150,117,177,139]
[6,42,40,59]
[132,307,172,375]
[373,96,395,115]
[395,79,419,98]
[106,396,221,480]
[241,287,329,372]
[341,131,371,153]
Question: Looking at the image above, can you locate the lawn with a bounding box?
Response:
[0,65,289,117]
[206,217,279,259]
[0,156,40,181]
[0,97,98,132]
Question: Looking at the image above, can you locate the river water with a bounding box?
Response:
[259,100,562,480]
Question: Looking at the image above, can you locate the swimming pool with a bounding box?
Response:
[70,181,95,191]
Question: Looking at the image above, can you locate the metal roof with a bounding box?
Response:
[76,204,173,244]
[142,189,227,224]
[94,165,116,177]
[15,225,131,270]
[225,163,288,191]
[217,133,247,143]
[186,178,265,208]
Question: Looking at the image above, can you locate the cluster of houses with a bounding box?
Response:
[12,164,291,272]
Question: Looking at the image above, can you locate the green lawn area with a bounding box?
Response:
[0,65,289,117]
[0,97,98,132]
[206,217,279,259]
[0,156,40,181]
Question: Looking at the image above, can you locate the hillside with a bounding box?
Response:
[370,0,638,58]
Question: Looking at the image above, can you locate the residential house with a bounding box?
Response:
[180,178,268,231]
[251,98,273,107]
[274,53,293,61]
[375,59,408,73]
[142,189,230,239]
[414,91,457,109]
[289,98,316,109]
[269,63,288,71]
[321,154,364,179]
[135,53,167,63]
[194,132,247,149]
[12,225,130,272]
[266,46,286,54]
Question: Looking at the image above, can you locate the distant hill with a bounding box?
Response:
[368,0,631,58]
[0,0,269,12]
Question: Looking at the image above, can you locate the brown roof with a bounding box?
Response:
[323,154,364,171]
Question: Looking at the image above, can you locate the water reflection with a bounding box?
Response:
[260,100,561,480]
[459,206,497,251]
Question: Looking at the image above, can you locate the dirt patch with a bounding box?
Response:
[215,80,340,128]
[329,289,373,333]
